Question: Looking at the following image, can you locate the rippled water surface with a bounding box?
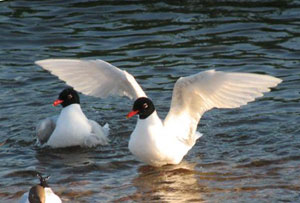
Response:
[1,0,300,202]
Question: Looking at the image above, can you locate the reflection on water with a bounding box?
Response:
[0,0,300,202]
[130,162,202,202]
[35,147,95,169]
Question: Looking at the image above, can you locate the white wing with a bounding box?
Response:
[35,59,147,100]
[164,70,282,145]
[84,120,109,147]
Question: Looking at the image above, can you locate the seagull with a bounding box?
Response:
[19,174,62,203]
[36,87,109,148]
[35,59,282,166]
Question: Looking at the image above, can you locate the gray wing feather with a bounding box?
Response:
[36,116,57,144]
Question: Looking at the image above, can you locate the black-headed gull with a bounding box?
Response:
[36,87,109,148]
[35,59,282,166]
[19,174,61,203]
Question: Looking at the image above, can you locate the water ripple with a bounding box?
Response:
[0,0,299,202]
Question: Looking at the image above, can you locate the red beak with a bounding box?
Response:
[126,110,139,118]
[53,99,64,107]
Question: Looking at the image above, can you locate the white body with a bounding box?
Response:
[129,112,202,167]
[37,104,109,148]
[19,187,62,203]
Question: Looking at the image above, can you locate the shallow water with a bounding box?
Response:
[0,0,299,202]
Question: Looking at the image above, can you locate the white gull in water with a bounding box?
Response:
[36,87,109,148]
[35,59,281,166]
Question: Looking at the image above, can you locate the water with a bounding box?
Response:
[0,0,299,202]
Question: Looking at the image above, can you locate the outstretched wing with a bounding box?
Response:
[35,59,147,100]
[164,69,282,146]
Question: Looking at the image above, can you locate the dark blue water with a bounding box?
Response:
[0,0,299,202]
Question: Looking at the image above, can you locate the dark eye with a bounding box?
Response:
[143,103,148,109]
[67,94,73,100]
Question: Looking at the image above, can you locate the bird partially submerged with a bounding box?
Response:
[36,87,109,148]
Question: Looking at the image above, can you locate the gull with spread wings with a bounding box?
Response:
[36,59,281,167]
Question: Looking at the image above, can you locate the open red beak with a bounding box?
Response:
[53,99,64,107]
[126,110,139,118]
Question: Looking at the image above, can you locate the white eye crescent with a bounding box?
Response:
[143,103,148,109]
[67,94,73,99]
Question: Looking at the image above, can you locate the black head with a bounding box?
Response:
[127,97,155,119]
[53,87,80,108]
[37,173,50,188]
